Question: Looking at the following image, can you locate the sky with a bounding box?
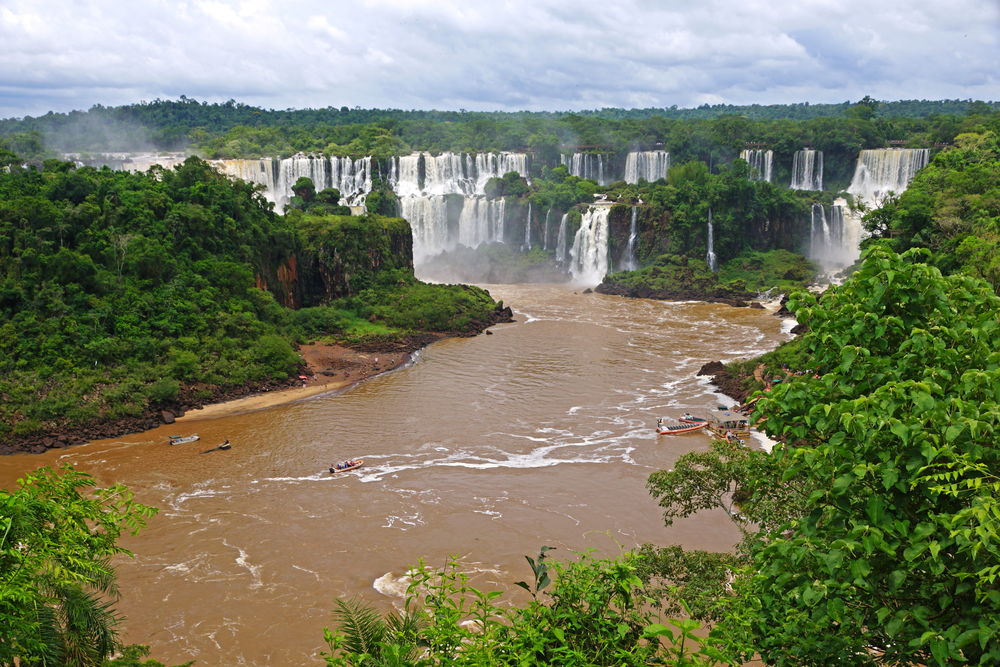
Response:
[1,0,998,119]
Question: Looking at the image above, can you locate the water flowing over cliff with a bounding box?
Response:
[808,199,861,276]
[556,213,569,263]
[740,149,773,182]
[846,148,930,207]
[562,153,609,185]
[790,149,823,190]
[706,209,717,272]
[621,206,639,271]
[212,155,373,211]
[624,151,670,183]
[385,151,529,262]
[389,151,529,196]
[569,205,611,285]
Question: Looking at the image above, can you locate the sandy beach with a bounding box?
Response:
[174,342,414,422]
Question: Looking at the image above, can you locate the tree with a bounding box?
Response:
[291,176,316,205]
[727,245,1000,665]
[845,95,880,121]
[0,465,157,665]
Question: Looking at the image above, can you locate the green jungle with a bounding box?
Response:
[1,98,999,665]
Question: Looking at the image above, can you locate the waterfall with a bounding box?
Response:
[399,196,452,264]
[523,202,532,251]
[457,197,506,249]
[556,213,568,263]
[542,208,552,251]
[569,206,611,285]
[624,151,670,184]
[706,209,717,272]
[622,206,639,271]
[740,149,773,182]
[212,158,279,200]
[790,150,823,190]
[807,199,862,277]
[383,151,530,261]
[211,151,539,264]
[847,148,930,208]
[212,155,373,211]
[562,153,608,185]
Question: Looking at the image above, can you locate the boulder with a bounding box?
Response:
[697,361,726,376]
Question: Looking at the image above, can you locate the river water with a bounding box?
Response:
[0,284,789,665]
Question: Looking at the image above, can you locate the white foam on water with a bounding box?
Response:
[292,565,321,581]
[169,487,228,510]
[382,512,424,530]
[374,572,412,598]
[750,430,779,454]
[225,539,264,589]
[259,474,330,483]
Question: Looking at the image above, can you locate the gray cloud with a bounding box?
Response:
[0,0,997,118]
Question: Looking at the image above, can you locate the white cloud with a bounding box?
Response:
[0,0,997,118]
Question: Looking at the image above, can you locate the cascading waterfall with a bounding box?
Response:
[457,197,506,250]
[805,147,932,277]
[624,151,670,184]
[387,151,530,261]
[622,206,639,271]
[542,208,552,251]
[790,150,823,190]
[399,196,452,264]
[847,148,930,208]
[562,153,607,185]
[556,213,568,263]
[740,149,773,182]
[523,202,532,251]
[807,199,861,277]
[212,155,373,211]
[706,209,717,272]
[569,206,611,285]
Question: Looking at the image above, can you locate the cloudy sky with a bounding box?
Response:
[1,0,998,119]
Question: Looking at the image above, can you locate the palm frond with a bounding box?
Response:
[332,597,389,657]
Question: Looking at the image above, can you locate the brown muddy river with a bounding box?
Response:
[0,284,790,665]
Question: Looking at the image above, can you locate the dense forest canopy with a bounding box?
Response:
[2,97,998,163]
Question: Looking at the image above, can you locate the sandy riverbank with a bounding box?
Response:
[175,342,414,422]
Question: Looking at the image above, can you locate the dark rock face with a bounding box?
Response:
[704,364,752,404]
[697,361,727,376]
[775,294,793,318]
[161,410,176,424]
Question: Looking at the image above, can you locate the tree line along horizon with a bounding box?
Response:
[0,98,998,665]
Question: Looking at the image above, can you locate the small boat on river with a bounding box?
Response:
[168,434,200,445]
[200,440,231,454]
[656,419,706,435]
[329,460,364,473]
[678,413,709,424]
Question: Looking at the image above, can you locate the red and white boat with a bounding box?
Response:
[655,419,707,435]
[678,413,710,424]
